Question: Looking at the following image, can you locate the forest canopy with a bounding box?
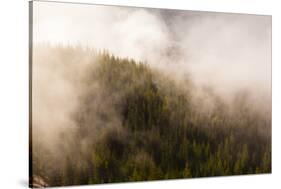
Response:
[31,45,271,187]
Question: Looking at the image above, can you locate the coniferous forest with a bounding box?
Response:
[31,46,271,187]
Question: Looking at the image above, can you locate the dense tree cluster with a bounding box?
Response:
[31,47,271,187]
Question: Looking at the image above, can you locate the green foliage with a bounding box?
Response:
[32,46,271,186]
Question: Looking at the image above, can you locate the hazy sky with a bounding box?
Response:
[32,1,271,96]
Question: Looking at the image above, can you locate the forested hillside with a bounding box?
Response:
[31,46,271,187]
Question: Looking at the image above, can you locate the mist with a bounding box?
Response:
[33,1,271,93]
[33,0,271,134]
[31,1,271,187]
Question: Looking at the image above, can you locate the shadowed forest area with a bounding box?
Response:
[31,46,271,187]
